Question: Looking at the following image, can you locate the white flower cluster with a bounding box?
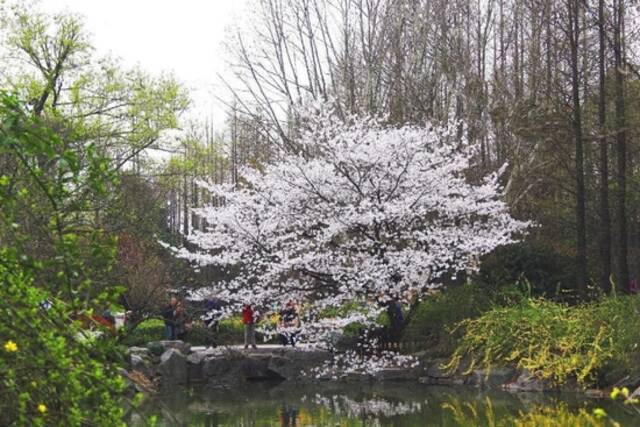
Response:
[166,103,528,353]
[308,348,420,379]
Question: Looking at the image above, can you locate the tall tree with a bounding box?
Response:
[568,0,587,295]
[597,0,611,293]
[613,0,629,291]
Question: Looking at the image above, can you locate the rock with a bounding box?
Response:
[130,354,151,375]
[504,369,547,392]
[187,351,209,365]
[343,372,373,382]
[186,351,209,381]
[468,366,517,388]
[267,355,298,380]
[373,368,421,381]
[240,355,281,380]
[148,340,191,355]
[203,356,238,378]
[158,348,188,385]
[127,346,151,357]
[418,359,465,386]
[418,376,434,384]
[426,360,452,379]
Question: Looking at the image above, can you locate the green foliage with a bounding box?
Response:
[447,296,640,387]
[0,92,125,425]
[476,242,574,298]
[122,316,251,347]
[402,282,526,356]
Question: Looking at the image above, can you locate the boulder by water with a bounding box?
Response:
[158,348,188,385]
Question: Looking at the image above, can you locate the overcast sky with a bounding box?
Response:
[40,0,248,126]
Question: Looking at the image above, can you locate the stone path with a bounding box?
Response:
[190,343,314,354]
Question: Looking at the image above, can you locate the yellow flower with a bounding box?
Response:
[592,408,607,419]
[4,340,18,352]
[37,404,47,414]
[611,387,620,400]
[621,387,630,399]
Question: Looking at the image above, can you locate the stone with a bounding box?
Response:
[129,353,153,377]
[186,351,209,382]
[418,376,435,385]
[373,368,420,381]
[158,348,188,385]
[267,355,306,380]
[468,366,517,388]
[504,369,546,392]
[426,360,452,379]
[127,346,151,357]
[202,356,241,380]
[240,355,280,380]
[150,340,191,354]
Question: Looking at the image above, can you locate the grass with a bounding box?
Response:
[446,295,640,387]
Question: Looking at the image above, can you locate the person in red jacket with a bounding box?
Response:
[242,303,257,349]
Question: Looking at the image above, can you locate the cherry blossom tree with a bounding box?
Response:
[165,103,529,343]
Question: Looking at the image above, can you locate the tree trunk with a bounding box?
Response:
[613,0,628,291]
[568,0,587,297]
[597,0,612,293]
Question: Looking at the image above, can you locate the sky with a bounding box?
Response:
[40,0,249,126]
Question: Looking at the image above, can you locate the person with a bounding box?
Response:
[102,309,115,326]
[386,299,404,348]
[174,301,190,341]
[242,303,258,349]
[204,295,222,331]
[162,296,178,340]
[203,295,222,348]
[279,300,300,347]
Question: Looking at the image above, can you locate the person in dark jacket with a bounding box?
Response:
[279,300,300,347]
[162,296,178,340]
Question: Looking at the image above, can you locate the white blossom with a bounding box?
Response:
[166,104,529,365]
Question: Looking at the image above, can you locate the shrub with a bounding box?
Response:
[476,241,574,299]
[122,316,257,347]
[447,296,640,386]
[121,319,165,347]
[0,93,125,425]
[401,282,526,356]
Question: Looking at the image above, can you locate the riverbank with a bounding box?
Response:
[123,340,621,398]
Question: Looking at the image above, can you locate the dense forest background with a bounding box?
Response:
[156,0,640,302]
[3,0,640,315]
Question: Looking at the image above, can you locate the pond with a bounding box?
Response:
[128,381,639,426]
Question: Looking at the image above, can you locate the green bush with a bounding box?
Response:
[122,316,256,347]
[122,319,165,347]
[402,282,526,356]
[476,241,574,299]
[447,296,640,386]
[0,93,125,425]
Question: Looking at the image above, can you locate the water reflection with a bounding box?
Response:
[277,403,299,426]
[129,382,639,426]
[311,394,423,418]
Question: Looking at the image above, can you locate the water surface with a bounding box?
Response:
[129,381,639,426]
